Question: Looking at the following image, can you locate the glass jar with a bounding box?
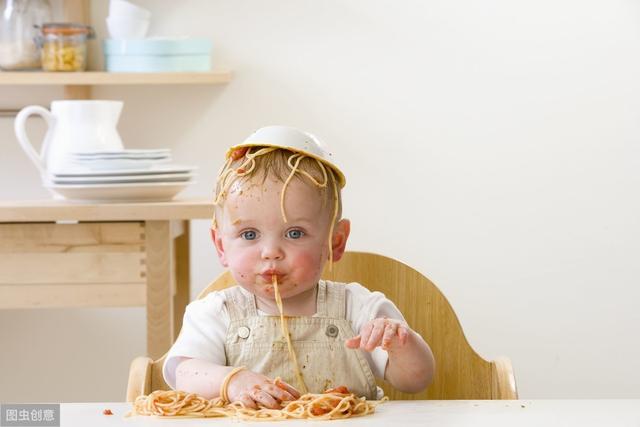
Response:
[0,0,52,70]
[38,23,94,72]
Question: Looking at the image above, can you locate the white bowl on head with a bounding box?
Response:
[229,125,346,188]
[109,0,151,20]
[106,15,150,39]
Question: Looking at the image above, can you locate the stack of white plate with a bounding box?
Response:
[45,149,196,202]
[70,148,172,170]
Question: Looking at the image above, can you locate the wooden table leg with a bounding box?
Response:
[145,221,174,359]
[173,220,190,337]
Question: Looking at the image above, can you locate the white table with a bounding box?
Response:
[57,400,640,427]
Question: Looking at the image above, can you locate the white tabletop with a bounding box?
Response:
[58,400,640,427]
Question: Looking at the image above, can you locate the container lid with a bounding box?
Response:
[41,23,95,37]
[103,37,212,56]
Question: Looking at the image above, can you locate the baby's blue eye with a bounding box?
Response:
[241,230,257,240]
[286,229,304,239]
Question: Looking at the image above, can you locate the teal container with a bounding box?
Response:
[103,38,212,72]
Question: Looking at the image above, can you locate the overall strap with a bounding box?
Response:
[314,280,328,317]
[222,286,258,321]
[321,280,347,319]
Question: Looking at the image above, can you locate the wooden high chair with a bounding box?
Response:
[127,251,518,401]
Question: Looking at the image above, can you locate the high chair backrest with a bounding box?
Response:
[127,251,517,401]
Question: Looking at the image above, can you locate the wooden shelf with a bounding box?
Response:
[0,198,213,222]
[0,70,233,86]
[0,1,232,99]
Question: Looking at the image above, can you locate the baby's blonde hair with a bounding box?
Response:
[211,147,343,266]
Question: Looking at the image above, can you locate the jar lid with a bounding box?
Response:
[41,23,95,37]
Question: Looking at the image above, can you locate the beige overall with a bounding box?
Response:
[223,280,378,399]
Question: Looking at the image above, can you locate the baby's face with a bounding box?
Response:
[214,177,333,302]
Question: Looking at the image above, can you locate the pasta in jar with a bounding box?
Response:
[37,23,94,71]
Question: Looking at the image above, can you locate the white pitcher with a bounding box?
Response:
[14,100,124,175]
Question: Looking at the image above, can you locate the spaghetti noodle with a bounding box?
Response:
[272,274,308,394]
[131,387,386,421]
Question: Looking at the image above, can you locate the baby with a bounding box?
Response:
[163,126,435,409]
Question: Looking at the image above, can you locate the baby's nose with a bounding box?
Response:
[261,242,284,260]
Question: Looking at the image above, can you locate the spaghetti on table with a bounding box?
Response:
[130,276,387,420]
[131,386,386,421]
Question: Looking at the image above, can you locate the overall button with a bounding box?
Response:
[325,324,339,338]
[237,326,250,339]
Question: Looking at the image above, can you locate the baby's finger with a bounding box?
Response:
[265,382,294,401]
[274,379,301,399]
[381,321,398,350]
[250,388,279,409]
[237,392,258,409]
[262,383,294,403]
[358,322,374,348]
[364,318,386,351]
[398,325,409,345]
[345,335,361,349]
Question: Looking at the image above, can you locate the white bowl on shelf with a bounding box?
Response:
[109,0,151,20]
[106,15,150,39]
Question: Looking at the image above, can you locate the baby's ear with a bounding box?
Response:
[331,219,351,262]
[210,228,228,267]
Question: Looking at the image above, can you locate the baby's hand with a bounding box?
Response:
[345,317,409,352]
[226,369,300,409]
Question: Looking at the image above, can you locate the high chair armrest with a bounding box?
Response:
[126,356,153,402]
[491,356,518,399]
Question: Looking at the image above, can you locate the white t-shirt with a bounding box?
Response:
[163,282,406,389]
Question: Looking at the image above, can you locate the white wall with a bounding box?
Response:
[1,0,638,401]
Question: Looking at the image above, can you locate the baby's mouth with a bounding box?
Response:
[259,271,284,284]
